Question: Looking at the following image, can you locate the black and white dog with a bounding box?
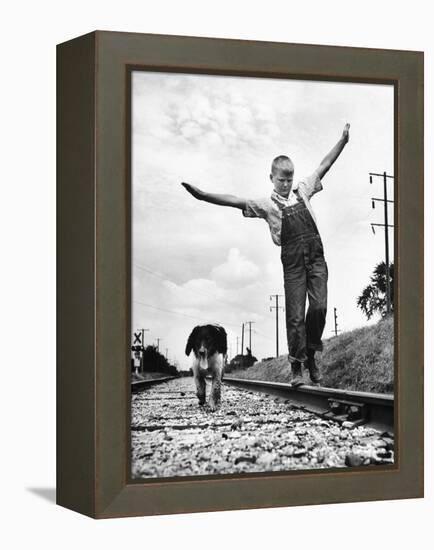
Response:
[185,324,227,411]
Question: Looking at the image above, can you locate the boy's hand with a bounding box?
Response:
[182,182,204,200]
[316,123,350,179]
[342,123,350,143]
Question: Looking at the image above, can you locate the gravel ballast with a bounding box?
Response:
[131,378,394,479]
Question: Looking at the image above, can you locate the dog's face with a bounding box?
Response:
[185,325,228,359]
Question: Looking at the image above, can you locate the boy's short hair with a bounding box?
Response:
[271,155,293,174]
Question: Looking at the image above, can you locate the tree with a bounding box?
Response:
[357,261,394,320]
[141,345,179,376]
[227,348,258,372]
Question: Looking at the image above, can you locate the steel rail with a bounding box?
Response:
[131,376,176,393]
[223,376,394,433]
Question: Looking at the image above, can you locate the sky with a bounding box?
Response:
[131,71,394,370]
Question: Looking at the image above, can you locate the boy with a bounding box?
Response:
[182,123,350,386]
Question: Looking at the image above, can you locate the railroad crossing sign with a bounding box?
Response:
[132,328,149,350]
[131,328,149,373]
[133,330,143,345]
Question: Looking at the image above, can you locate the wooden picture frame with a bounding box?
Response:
[57,31,423,518]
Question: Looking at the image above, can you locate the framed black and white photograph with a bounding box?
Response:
[57,31,423,518]
[130,71,395,479]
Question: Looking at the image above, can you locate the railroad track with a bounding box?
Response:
[223,376,394,434]
[131,377,395,479]
[131,376,176,393]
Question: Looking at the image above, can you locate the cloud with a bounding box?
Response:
[211,248,260,288]
[133,71,299,157]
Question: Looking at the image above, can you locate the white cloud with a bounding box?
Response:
[211,248,260,288]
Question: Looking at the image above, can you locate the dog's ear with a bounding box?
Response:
[215,326,228,355]
[185,326,199,356]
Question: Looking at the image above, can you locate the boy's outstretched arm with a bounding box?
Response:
[316,123,350,179]
[182,182,247,210]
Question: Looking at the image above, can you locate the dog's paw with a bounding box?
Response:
[208,401,221,412]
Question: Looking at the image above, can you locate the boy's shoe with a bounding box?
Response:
[290,361,304,387]
[305,354,322,384]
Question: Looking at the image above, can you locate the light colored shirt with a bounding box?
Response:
[242,171,323,246]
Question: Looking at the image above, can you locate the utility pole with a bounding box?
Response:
[270,294,284,357]
[236,336,239,356]
[165,348,168,359]
[241,323,245,356]
[155,338,161,352]
[369,171,395,314]
[332,307,340,337]
[143,328,150,345]
[244,321,255,353]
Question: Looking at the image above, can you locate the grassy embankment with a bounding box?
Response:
[229,316,393,394]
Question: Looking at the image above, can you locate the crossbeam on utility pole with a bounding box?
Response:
[369,171,395,315]
[270,294,284,357]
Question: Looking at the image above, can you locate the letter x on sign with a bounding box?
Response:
[133,332,142,345]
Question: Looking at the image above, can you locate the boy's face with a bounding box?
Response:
[270,161,294,198]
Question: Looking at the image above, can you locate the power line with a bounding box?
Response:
[251,328,274,343]
[134,263,274,325]
[133,300,241,331]
[134,263,280,339]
